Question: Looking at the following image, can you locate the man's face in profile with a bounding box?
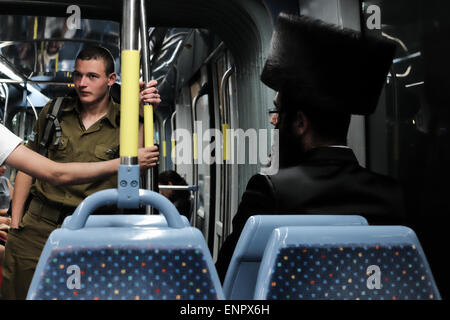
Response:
[275,91,307,167]
[270,93,280,127]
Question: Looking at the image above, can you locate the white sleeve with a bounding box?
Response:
[0,124,23,165]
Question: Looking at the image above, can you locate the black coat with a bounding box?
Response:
[215,147,406,281]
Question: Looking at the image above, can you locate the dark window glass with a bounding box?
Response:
[362,0,450,298]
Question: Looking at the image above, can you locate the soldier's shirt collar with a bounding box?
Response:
[105,99,120,128]
[67,96,120,128]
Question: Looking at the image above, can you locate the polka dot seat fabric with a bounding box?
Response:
[31,246,218,300]
[27,226,224,300]
[27,190,224,300]
[254,226,441,300]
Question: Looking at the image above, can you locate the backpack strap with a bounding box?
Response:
[38,97,65,156]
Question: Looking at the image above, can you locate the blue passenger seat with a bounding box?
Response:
[223,215,368,300]
[254,226,441,300]
[27,190,224,300]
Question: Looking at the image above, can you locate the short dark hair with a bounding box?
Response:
[279,89,351,145]
[76,46,115,75]
[159,170,187,186]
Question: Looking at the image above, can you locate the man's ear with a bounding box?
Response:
[107,72,117,86]
[293,110,308,136]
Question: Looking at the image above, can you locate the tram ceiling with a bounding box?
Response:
[0,0,261,28]
[0,0,267,96]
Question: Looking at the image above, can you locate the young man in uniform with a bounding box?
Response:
[1,123,158,274]
[2,46,161,299]
[216,13,406,281]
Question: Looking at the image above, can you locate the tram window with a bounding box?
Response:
[363,0,450,219]
[363,0,450,297]
[0,15,119,81]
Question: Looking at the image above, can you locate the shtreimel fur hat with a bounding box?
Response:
[261,13,397,115]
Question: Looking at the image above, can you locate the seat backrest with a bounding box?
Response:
[61,214,190,228]
[27,189,224,300]
[254,226,441,300]
[223,215,368,300]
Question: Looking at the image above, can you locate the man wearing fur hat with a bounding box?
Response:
[216,13,406,281]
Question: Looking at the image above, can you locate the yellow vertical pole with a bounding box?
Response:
[33,17,38,39]
[144,104,154,147]
[120,50,140,158]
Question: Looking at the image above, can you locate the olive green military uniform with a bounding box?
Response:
[1,97,120,300]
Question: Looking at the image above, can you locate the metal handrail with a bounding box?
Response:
[152,40,183,73]
[0,38,118,47]
[161,32,189,48]
[159,33,189,53]
[219,66,234,239]
[158,185,198,191]
[220,67,234,124]
[191,94,200,227]
[25,96,38,120]
[161,116,169,171]
[0,79,74,85]
[1,83,9,124]
[139,0,156,214]
[203,42,225,65]
[190,83,209,228]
